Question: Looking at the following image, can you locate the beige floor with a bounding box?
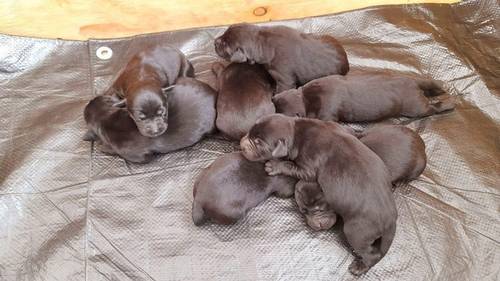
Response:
[0,0,457,40]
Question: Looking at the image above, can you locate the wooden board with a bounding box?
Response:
[0,0,458,40]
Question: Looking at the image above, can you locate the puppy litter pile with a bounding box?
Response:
[0,1,498,280]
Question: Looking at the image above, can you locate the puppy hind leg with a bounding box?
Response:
[379,223,397,257]
[268,69,296,93]
[402,93,455,118]
[192,201,206,226]
[344,221,384,276]
[123,152,153,164]
[97,141,116,155]
[273,181,295,198]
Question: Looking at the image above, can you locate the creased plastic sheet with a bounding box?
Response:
[0,1,499,280]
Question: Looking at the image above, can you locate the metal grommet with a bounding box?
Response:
[96,46,113,60]
[253,6,267,16]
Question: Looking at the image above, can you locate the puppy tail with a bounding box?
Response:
[192,201,206,226]
[417,79,446,97]
[83,129,98,141]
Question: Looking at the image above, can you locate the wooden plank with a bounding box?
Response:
[0,0,458,40]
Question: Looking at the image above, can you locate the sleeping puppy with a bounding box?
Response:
[240,114,397,276]
[295,125,426,232]
[109,45,194,137]
[357,125,427,183]
[273,72,455,121]
[294,180,338,231]
[192,152,297,225]
[212,62,276,140]
[83,77,216,163]
[214,23,348,92]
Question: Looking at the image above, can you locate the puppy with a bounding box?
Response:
[294,180,338,231]
[212,62,276,140]
[357,125,427,183]
[273,72,455,121]
[192,152,297,225]
[214,23,348,92]
[109,45,194,137]
[83,77,216,163]
[295,125,426,232]
[240,114,397,275]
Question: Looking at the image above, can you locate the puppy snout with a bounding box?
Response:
[240,134,249,148]
[240,135,256,161]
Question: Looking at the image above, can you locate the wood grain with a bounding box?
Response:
[0,0,458,40]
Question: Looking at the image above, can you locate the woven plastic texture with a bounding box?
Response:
[0,1,498,280]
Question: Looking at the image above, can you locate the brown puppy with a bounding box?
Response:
[214,23,348,92]
[83,78,216,163]
[109,45,193,137]
[296,125,427,232]
[212,62,276,140]
[294,181,338,231]
[240,114,397,276]
[273,72,455,121]
[358,125,427,183]
[192,152,297,225]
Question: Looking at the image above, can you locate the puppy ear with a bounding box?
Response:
[272,139,288,158]
[229,48,247,63]
[161,85,175,96]
[112,99,126,108]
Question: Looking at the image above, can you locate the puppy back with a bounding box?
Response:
[316,35,349,75]
[360,125,426,183]
[215,63,275,139]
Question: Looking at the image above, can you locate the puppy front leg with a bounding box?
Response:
[265,160,316,181]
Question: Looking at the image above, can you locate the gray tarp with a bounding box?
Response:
[1,0,499,280]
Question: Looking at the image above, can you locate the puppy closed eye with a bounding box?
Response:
[137,113,147,120]
[253,138,265,148]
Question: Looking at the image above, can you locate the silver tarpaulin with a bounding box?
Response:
[0,1,499,280]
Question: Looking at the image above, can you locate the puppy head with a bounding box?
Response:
[240,114,294,162]
[273,89,306,117]
[127,88,168,138]
[214,23,258,63]
[295,181,337,231]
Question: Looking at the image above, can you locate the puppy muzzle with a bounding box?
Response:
[138,120,167,138]
[240,135,260,161]
[306,213,337,231]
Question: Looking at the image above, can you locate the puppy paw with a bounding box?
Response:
[265,160,283,176]
[348,259,369,276]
